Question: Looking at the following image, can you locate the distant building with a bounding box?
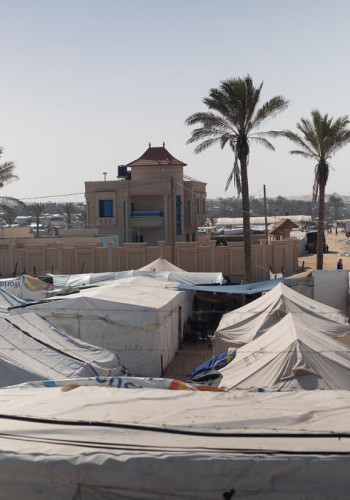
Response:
[269,218,299,241]
[85,144,206,245]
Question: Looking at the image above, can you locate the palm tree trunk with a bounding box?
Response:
[317,181,325,270]
[240,154,252,282]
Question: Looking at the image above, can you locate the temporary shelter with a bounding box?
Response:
[219,312,350,390]
[14,276,193,376]
[0,385,349,498]
[0,312,125,387]
[46,258,224,294]
[213,282,349,355]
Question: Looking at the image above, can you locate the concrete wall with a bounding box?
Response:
[0,236,299,281]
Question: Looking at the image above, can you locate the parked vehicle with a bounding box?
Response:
[305,230,326,253]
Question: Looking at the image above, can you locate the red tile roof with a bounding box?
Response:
[270,218,299,234]
[127,144,186,167]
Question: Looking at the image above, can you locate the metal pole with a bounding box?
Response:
[170,177,175,263]
[263,184,268,242]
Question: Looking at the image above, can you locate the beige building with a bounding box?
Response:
[85,144,207,246]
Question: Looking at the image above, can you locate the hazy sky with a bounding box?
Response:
[1,0,350,203]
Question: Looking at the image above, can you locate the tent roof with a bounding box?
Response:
[0,312,125,386]
[214,282,349,351]
[0,386,349,496]
[219,312,350,390]
[178,278,282,294]
[138,257,183,272]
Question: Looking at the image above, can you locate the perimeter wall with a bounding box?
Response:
[0,237,299,282]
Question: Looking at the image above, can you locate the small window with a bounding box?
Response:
[99,200,113,218]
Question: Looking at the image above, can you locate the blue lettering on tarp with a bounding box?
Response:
[95,377,108,385]
[0,281,20,288]
[124,382,136,388]
[43,380,57,387]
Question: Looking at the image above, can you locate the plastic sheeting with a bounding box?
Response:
[14,277,193,377]
[213,282,349,354]
[0,387,349,498]
[219,312,350,390]
[48,268,225,290]
[178,278,283,294]
[11,376,224,392]
[0,312,125,386]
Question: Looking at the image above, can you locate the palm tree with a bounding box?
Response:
[0,204,17,226]
[0,146,20,203]
[186,75,288,282]
[281,110,350,270]
[26,202,46,238]
[59,202,78,229]
[327,194,344,221]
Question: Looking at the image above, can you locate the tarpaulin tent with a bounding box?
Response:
[0,312,125,386]
[213,282,349,355]
[219,312,350,390]
[0,386,349,498]
[47,263,225,292]
[14,276,193,377]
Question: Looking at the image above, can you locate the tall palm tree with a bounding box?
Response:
[186,75,288,282]
[0,204,17,226]
[59,202,78,229]
[281,110,350,270]
[26,202,46,238]
[0,146,20,203]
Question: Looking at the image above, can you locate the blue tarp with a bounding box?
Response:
[190,350,236,378]
[177,278,283,295]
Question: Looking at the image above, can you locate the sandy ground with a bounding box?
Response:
[165,228,350,381]
[298,227,350,271]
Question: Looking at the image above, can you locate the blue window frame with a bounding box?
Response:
[176,195,181,235]
[99,200,113,217]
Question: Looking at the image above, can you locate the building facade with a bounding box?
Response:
[85,144,207,245]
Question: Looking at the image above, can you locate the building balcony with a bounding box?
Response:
[129,211,164,228]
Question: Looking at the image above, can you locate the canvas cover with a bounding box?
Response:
[48,267,224,290]
[213,282,349,354]
[0,312,125,387]
[219,312,350,390]
[0,386,349,498]
[138,257,183,272]
[14,276,193,376]
[313,269,349,312]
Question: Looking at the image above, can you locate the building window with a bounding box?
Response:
[99,200,113,218]
[176,195,181,235]
[196,198,200,214]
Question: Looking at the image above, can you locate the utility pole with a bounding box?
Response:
[170,177,175,263]
[264,184,268,242]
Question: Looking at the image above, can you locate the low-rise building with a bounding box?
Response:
[85,144,206,245]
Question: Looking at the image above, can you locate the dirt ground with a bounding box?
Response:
[165,228,350,381]
[298,227,349,271]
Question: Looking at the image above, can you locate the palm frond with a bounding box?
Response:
[251,96,289,129]
[249,136,275,151]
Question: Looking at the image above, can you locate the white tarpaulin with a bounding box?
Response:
[0,275,52,300]
[0,312,125,386]
[48,267,225,290]
[0,386,349,498]
[213,282,349,354]
[14,277,193,376]
[138,257,183,272]
[312,269,349,312]
[219,312,350,390]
